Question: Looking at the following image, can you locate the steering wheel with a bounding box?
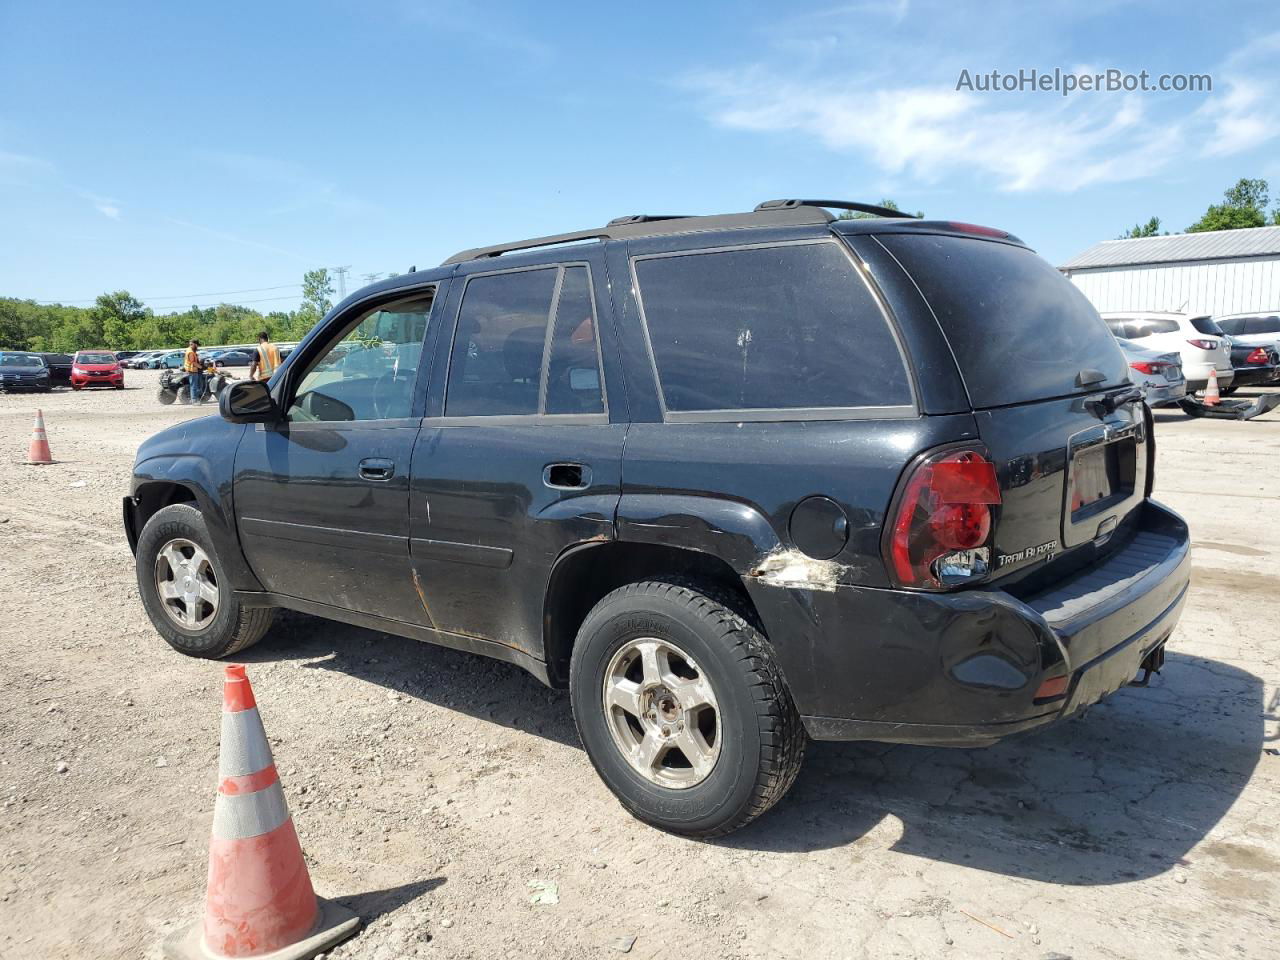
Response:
[371,368,414,419]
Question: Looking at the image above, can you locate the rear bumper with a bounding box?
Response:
[1186,367,1234,392]
[1141,379,1187,407]
[1230,365,1279,388]
[751,500,1190,747]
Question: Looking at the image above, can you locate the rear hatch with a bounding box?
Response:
[877,233,1146,587]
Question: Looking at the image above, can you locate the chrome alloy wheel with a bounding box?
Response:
[154,538,219,631]
[602,637,721,789]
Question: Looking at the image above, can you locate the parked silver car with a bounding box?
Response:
[1116,337,1186,407]
[1101,312,1232,393]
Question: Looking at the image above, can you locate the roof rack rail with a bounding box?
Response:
[755,198,915,219]
[441,200,894,265]
[605,214,691,226]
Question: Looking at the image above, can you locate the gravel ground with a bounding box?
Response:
[1,370,1278,960]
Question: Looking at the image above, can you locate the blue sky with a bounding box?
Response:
[1,0,1278,312]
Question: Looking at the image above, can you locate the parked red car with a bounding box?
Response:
[71,350,125,390]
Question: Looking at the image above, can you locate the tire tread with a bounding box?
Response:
[575,576,805,838]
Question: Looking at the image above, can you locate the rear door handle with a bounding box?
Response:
[359,458,396,481]
[543,462,590,489]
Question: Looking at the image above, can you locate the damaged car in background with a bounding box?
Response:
[1116,337,1186,406]
[123,199,1190,837]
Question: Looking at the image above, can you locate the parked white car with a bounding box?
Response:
[1100,312,1233,393]
[1213,312,1280,355]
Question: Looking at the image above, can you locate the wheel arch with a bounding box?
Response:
[126,461,264,592]
[541,540,762,688]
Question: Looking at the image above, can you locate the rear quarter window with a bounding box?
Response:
[633,241,912,416]
[880,235,1129,407]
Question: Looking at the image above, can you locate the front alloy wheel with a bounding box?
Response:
[154,538,219,630]
[136,503,275,659]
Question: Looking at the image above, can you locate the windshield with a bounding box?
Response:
[1,353,44,367]
[77,353,116,364]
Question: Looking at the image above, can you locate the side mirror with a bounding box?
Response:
[219,379,279,423]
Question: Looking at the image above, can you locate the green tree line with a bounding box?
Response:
[1120,177,1280,238]
[0,268,343,353]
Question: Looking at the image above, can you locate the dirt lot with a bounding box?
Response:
[1,370,1278,960]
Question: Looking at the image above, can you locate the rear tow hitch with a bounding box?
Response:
[1129,644,1167,688]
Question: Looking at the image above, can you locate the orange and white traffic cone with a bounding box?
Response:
[166,665,359,960]
[27,409,53,464]
[1203,368,1221,406]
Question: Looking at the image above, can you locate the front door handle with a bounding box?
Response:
[359,458,396,481]
[543,462,590,489]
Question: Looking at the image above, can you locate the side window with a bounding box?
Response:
[544,266,605,415]
[1216,317,1244,335]
[634,242,911,413]
[288,292,433,422]
[445,268,558,417]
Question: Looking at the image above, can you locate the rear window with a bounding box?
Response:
[633,241,912,415]
[1105,318,1180,339]
[880,235,1128,407]
[1189,316,1225,336]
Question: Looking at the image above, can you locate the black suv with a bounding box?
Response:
[125,200,1190,837]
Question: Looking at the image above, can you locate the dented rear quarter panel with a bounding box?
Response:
[617,416,979,589]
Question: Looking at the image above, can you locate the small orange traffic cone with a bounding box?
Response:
[166,665,359,960]
[27,409,53,464]
[1203,368,1221,406]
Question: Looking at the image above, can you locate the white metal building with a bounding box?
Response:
[1060,226,1280,316]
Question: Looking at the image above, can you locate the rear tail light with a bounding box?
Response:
[885,448,1001,590]
[1246,347,1269,365]
[1129,361,1157,375]
[1187,338,1218,350]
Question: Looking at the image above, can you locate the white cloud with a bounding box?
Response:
[686,31,1280,193]
[93,199,121,220]
[692,69,1181,192]
[196,150,373,218]
[163,216,305,262]
[0,149,53,186]
[1198,33,1280,158]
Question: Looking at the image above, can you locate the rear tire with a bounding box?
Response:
[136,503,275,658]
[570,579,805,838]
[1221,384,1238,396]
[157,388,176,405]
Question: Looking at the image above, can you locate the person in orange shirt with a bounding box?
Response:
[249,331,281,382]
[183,339,204,403]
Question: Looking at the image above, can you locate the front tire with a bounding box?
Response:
[157,388,176,404]
[136,503,275,658]
[570,579,805,838]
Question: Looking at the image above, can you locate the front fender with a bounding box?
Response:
[128,418,262,592]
